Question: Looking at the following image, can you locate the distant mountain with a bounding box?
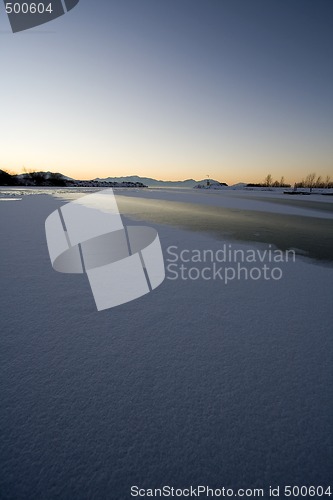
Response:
[230,182,248,189]
[10,171,70,186]
[0,170,230,189]
[0,170,147,188]
[94,175,223,188]
[0,169,17,186]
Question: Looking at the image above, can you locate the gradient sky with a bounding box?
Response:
[1,0,332,184]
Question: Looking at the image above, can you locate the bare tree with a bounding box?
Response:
[304,172,316,192]
[325,175,331,189]
[315,175,322,188]
[264,174,273,187]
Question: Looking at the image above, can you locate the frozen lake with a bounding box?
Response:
[115,190,333,263]
[0,189,332,498]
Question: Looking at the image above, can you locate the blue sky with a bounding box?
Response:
[0,0,332,183]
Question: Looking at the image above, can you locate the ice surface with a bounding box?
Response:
[113,187,333,219]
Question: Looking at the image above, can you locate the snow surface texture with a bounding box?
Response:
[0,192,332,499]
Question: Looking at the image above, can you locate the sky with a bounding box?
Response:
[0,0,332,184]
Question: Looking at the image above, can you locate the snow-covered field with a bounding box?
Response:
[0,189,332,499]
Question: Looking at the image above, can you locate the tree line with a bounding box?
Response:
[248,173,332,190]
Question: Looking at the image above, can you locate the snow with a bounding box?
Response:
[0,197,22,201]
[0,190,332,498]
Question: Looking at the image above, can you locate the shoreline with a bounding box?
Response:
[1,188,331,264]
